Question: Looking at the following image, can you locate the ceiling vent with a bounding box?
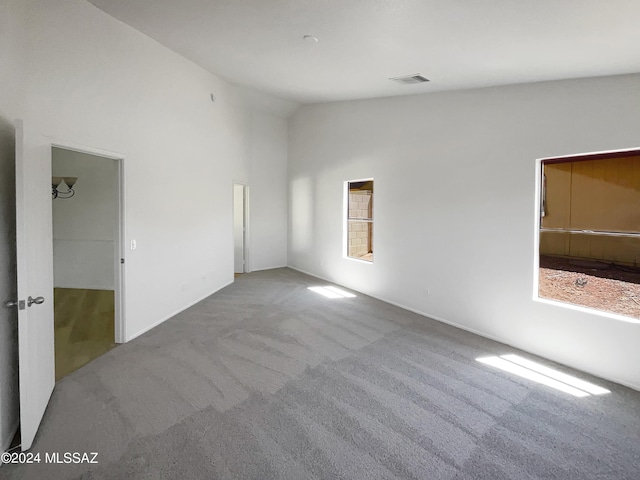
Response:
[390,74,430,85]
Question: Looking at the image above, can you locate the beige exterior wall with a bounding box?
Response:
[541,154,640,266]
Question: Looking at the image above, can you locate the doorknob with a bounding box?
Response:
[27,296,45,307]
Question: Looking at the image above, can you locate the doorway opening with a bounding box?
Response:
[51,146,124,380]
[233,183,249,276]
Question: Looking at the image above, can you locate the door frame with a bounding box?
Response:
[50,140,126,343]
[233,182,250,274]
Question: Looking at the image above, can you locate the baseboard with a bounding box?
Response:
[286,265,640,392]
[246,264,288,273]
[126,280,234,342]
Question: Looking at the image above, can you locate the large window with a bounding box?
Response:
[347,179,373,262]
[538,151,640,319]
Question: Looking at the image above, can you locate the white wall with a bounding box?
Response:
[2,0,294,344]
[248,111,289,270]
[52,148,118,290]
[288,74,640,390]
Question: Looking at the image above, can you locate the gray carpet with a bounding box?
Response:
[3,268,640,479]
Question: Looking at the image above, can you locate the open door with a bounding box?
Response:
[13,119,55,450]
[233,184,246,274]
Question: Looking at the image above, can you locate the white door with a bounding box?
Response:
[233,184,245,273]
[14,119,55,450]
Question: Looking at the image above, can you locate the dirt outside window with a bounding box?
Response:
[539,255,640,319]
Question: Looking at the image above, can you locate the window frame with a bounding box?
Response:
[533,149,640,324]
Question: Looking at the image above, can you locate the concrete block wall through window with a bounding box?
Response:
[347,180,373,261]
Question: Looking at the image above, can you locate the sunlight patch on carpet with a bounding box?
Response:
[308,286,357,299]
[477,354,610,397]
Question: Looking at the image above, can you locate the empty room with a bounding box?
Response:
[1,1,639,479]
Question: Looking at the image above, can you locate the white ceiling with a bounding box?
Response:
[87,0,640,104]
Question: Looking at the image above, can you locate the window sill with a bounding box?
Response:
[345,256,374,265]
[533,296,640,325]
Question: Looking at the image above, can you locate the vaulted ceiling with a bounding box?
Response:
[88,0,640,103]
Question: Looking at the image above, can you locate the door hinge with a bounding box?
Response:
[120,258,125,264]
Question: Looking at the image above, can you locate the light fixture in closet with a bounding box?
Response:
[52,177,78,199]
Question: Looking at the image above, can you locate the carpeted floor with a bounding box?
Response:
[3,268,640,479]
